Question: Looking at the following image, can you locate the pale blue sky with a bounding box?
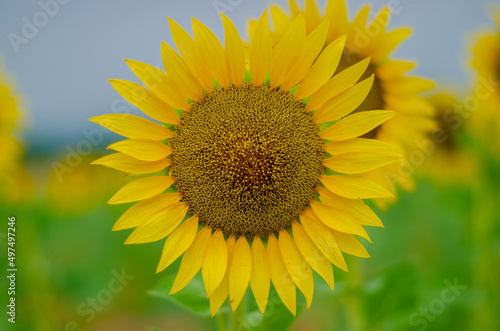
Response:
[0,0,497,143]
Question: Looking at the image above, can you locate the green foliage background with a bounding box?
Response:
[1,143,498,331]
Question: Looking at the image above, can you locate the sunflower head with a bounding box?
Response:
[46,155,125,215]
[249,0,436,208]
[417,92,478,184]
[469,8,500,157]
[91,11,400,316]
[471,9,500,91]
[0,62,31,203]
[170,83,325,238]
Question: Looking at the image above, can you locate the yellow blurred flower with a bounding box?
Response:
[250,0,436,208]
[92,12,400,316]
[470,9,500,157]
[45,155,124,216]
[0,61,31,204]
[417,93,477,185]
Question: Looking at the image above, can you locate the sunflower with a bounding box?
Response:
[0,61,30,203]
[46,154,125,216]
[470,9,500,157]
[91,12,400,316]
[417,92,477,184]
[249,0,435,207]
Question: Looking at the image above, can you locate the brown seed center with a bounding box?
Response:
[169,83,325,238]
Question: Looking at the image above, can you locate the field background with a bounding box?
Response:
[1,0,499,330]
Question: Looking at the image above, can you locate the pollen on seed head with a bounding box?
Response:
[170,83,325,238]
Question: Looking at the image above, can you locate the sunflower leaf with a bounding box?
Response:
[245,286,304,331]
[148,273,211,316]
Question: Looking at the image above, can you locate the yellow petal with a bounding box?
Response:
[107,138,172,161]
[89,114,173,140]
[270,5,292,42]
[299,208,347,271]
[318,187,383,227]
[250,236,270,314]
[311,201,370,241]
[382,76,435,96]
[192,18,230,88]
[323,152,401,174]
[112,193,182,231]
[296,35,346,99]
[304,0,322,34]
[310,201,371,241]
[281,18,330,90]
[168,17,213,92]
[385,94,434,117]
[288,0,300,16]
[292,222,334,290]
[279,229,314,309]
[156,215,199,273]
[320,110,395,141]
[251,11,273,86]
[229,237,252,311]
[124,60,189,111]
[203,229,228,297]
[320,175,394,199]
[267,234,296,316]
[161,41,203,102]
[170,227,212,294]
[314,75,374,123]
[108,79,180,124]
[330,229,370,258]
[372,7,390,31]
[210,236,235,317]
[383,114,436,143]
[92,153,171,174]
[371,27,412,61]
[325,0,348,40]
[306,57,371,111]
[247,19,258,42]
[270,14,306,88]
[125,202,188,244]
[323,138,401,156]
[221,13,245,86]
[376,60,415,81]
[351,5,370,30]
[108,176,174,205]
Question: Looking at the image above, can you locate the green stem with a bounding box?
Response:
[469,157,497,329]
[231,292,247,331]
[216,310,228,331]
[345,257,365,330]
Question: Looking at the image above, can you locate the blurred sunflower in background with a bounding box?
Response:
[45,155,125,216]
[91,11,401,316]
[470,9,500,158]
[250,0,435,208]
[417,92,477,185]
[0,61,31,204]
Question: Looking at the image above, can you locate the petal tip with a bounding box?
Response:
[107,197,119,205]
